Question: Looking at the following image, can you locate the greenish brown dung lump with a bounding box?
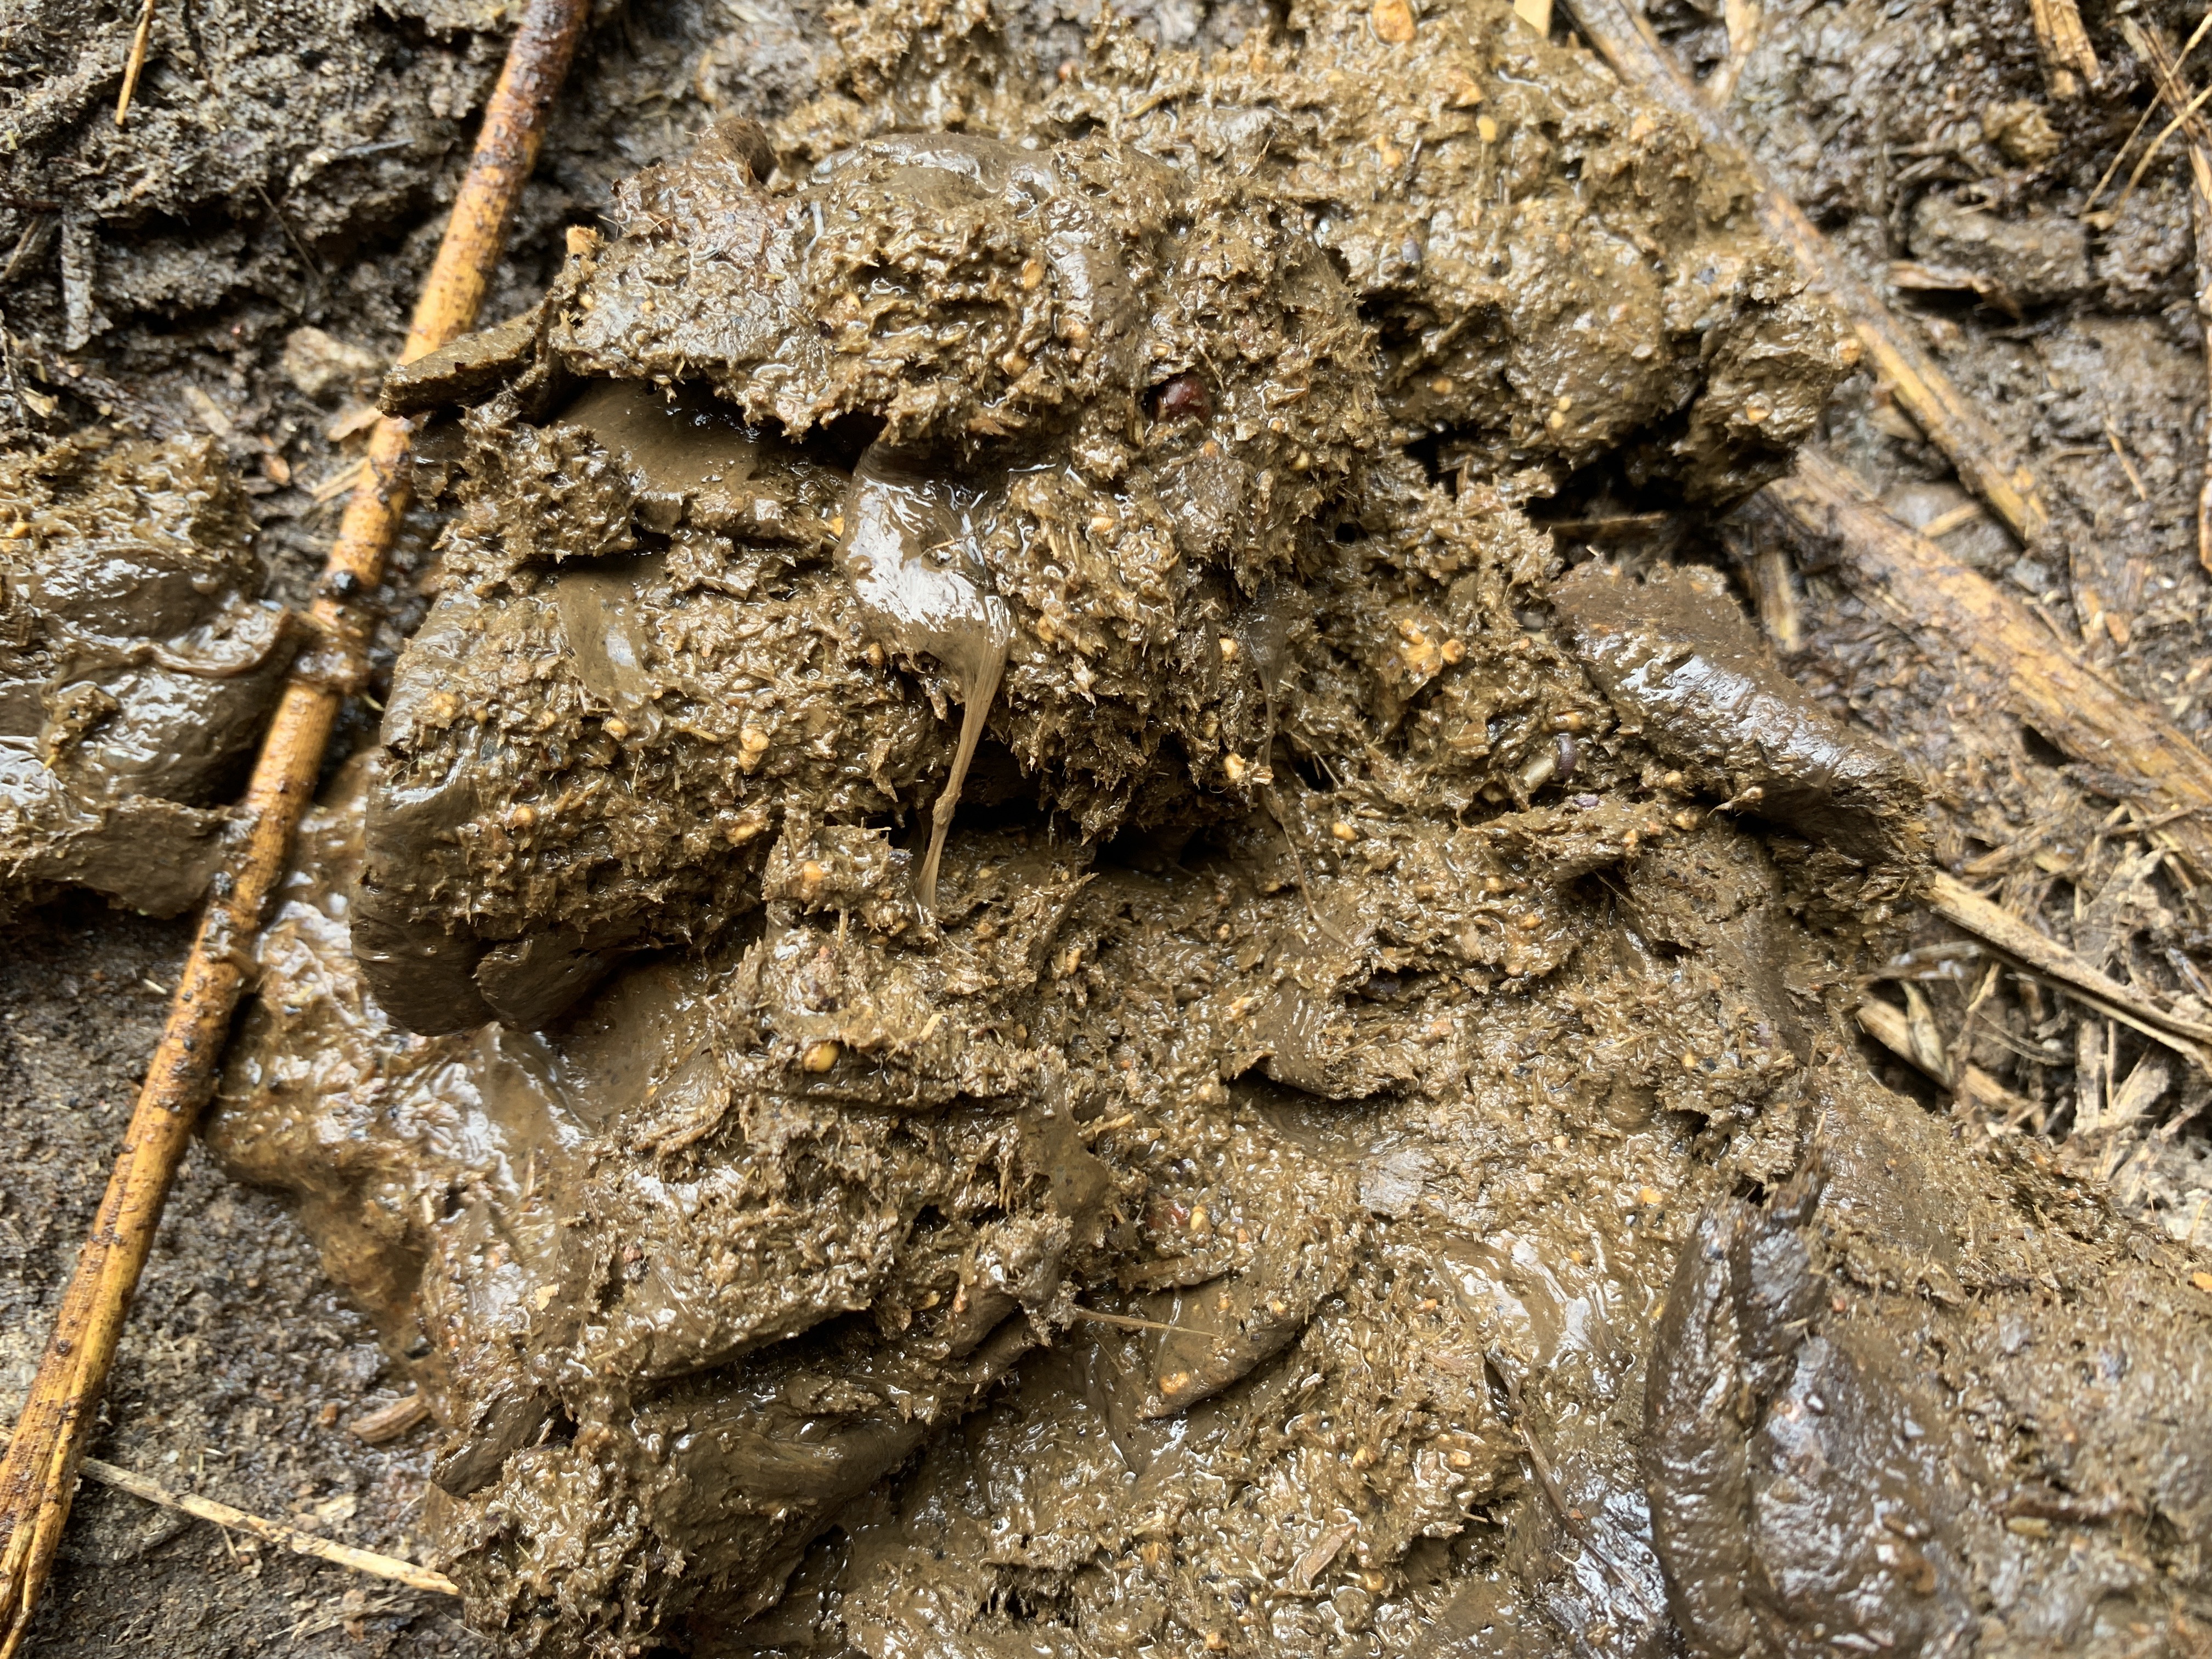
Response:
[219,756,2212,1658]
[356,114,1389,1029]
[1553,559,1930,907]
[207,5,2212,1655]
[788,0,1853,503]
[0,431,293,921]
[1644,1078,2212,1659]
[357,0,1853,1034]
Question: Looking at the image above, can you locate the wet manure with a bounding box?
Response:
[203,3,2212,1657]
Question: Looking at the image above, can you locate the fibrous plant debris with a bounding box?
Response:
[190,2,2212,1656]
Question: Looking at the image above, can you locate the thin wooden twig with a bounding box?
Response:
[114,0,157,126]
[1748,449,2212,883]
[0,1428,454,1597]
[0,0,588,1647]
[1928,872,2212,1070]
[1563,0,2053,548]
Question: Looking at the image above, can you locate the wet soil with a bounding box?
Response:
[1,0,2210,1652]
[1690,0,2212,1232]
[0,897,484,1656]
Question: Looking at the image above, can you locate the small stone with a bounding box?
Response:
[1370,0,1415,43]
[281,326,382,400]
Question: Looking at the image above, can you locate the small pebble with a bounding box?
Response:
[1370,0,1415,43]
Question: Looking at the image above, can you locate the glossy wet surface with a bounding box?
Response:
[201,9,2212,1649]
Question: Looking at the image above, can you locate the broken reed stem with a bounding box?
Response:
[0,1428,454,1598]
[1750,450,2212,883]
[1707,0,1760,106]
[1927,872,2212,1070]
[1563,0,2052,548]
[1855,996,2039,1120]
[2126,19,2212,578]
[0,0,587,1648]
[2026,0,2100,99]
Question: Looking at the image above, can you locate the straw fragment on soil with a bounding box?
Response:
[0,1428,454,1596]
[2027,0,2100,99]
[1748,449,2212,884]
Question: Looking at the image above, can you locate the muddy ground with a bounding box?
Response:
[3,0,2212,1652]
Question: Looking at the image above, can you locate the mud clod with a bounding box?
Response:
[1,432,292,920]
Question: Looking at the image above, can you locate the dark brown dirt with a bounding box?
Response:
[1690,0,2212,1231]
[0,896,487,1656]
[1,0,2211,1653]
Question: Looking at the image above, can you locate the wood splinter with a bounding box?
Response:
[0,0,588,1647]
[2027,0,2100,99]
[1748,450,2212,886]
[0,1427,455,1598]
